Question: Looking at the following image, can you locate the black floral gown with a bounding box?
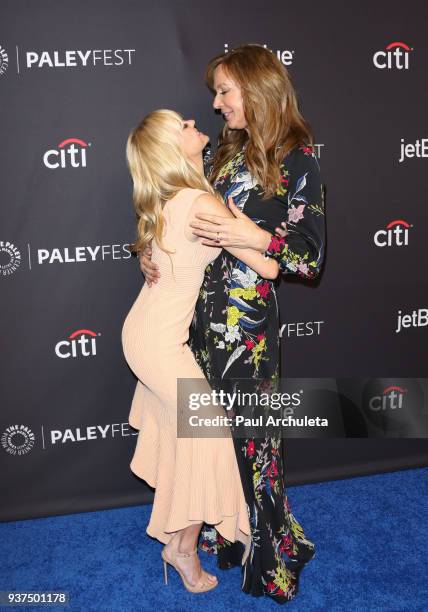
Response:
[188,142,325,604]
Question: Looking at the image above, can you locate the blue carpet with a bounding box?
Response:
[1,467,428,611]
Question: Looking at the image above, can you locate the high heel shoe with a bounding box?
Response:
[161,545,218,593]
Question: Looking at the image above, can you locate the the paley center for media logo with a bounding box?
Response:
[1,424,35,456]
[0,240,21,276]
[0,44,8,75]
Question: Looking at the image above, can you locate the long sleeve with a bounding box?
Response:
[264,144,325,279]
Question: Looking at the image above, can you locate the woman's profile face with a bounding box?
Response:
[178,118,209,159]
[212,64,247,130]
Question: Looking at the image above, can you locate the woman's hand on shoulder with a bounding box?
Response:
[193,194,280,280]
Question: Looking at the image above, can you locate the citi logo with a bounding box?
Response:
[373,41,413,70]
[0,45,8,76]
[43,138,91,169]
[368,385,406,412]
[373,220,412,247]
[55,329,100,359]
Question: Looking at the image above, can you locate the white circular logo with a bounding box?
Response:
[0,46,9,76]
[1,424,35,455]
[0,240,21,276]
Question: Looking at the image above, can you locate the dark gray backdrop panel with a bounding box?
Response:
[0,0,427,522]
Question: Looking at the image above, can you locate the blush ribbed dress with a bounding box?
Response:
[121,187,251,563]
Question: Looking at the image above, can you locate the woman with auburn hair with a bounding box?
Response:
[139,44,325,604]
[121,108,279,594]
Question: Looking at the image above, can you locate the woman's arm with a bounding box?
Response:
[192,193,279,280]
[263,145,325,279]
[189,200,274,252]
[138,242,159,286]
[189,145,325,280]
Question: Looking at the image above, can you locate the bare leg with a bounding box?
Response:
[163,523,218,586]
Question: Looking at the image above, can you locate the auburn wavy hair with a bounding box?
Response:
[205,44,314,199]
[126,109,217,255]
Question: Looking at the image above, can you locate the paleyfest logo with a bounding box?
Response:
[35,243,132,265]
[279,320,324,338]
[224,42,294,66]
[373,219,412,247]
[1,240,131,274]
[0,44,8,75]
[373,41,413,70]
[20,48,135,71]
[43,137,91,169]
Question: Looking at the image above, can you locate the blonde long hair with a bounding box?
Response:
[205,44,315,199]
[126,109,216,255]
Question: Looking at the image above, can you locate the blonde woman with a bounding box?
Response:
[121,109,279,594]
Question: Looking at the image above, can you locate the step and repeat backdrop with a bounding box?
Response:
[1,0,427,521]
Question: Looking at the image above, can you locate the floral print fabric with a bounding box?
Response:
[189,143,324,603]
[264,145,325,278]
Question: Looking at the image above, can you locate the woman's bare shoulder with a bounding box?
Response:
[192,191,223,213]
[167,187,209,208]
